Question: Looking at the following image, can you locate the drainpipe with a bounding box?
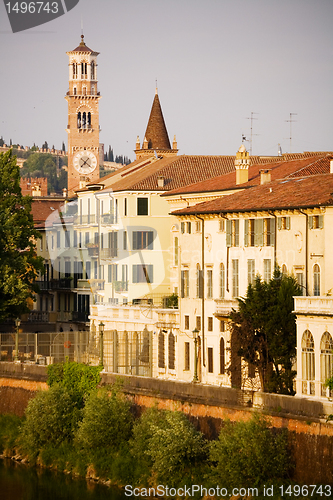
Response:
[299,210,309,296]
[195,215,205,367]
[268,211,277,269]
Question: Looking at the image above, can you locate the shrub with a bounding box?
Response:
[0,414,22,454]
[131,408,208,487]
[20,384,81,458]
[75,386,133,451]
[208,413,291,488]
[47,361,102,408]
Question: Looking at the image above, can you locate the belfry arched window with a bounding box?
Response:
[88,112,91,128]
[81,62,87,78]
[91,61,95,80]
[313,264,320,296]
[72,62,77,79]
[77,112,81,128]
[82,112,86,128]
[302,329,315,395]
[321,332,333,395]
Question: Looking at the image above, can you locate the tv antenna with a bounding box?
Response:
[245,112,259,155]
[285,113,297,153]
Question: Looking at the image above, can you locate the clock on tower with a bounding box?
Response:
[65,35,101,195]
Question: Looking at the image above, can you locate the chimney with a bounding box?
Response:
[62,188,67,198]
[235,144,250,185]
[260,169,271,185]
[79,176,87,190]
[172,135,177,150]
[157,176,165,188]
[136,136,140,150]
[330,160,333,174]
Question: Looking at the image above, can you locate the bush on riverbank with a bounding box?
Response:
[0,414,22,455]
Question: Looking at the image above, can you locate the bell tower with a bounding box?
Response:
[65,35,101,195]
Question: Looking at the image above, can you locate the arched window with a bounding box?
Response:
[321,332,333,396]
[314,264,320,296]
[281,264,287,275]
[73,87,77,95]
[220,263,225,298]
[91,61,95,80]
[88,112,91,128]
[219,337,225,374]
[77,112,81,128]
[82,112,86,128]
[302,330,315,395]
[168,331,175,370]
[158,331,165,368]
[72,62,77,79]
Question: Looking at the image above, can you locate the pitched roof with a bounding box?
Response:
[99,155,238,193]
[164,153,333,197]
[142,91,171,150]
[31,199,64,226]
[70,35,98,54]
[173,173,333,216]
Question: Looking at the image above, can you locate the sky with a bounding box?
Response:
[0,0,332,161]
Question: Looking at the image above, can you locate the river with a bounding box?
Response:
[0,458,125,500]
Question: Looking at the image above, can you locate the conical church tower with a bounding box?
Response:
[135,88,178,160]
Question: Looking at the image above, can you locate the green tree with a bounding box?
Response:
[209,414,291,488]
[229,268,302,394]
[0,150,44,321]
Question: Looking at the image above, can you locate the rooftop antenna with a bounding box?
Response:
[246,112,259,155]
[155,78,158,94]
[285,113,297,153]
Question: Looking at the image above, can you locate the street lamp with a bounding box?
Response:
[192,328,199,382]
[99,321,105,367]
[14,318,21,362]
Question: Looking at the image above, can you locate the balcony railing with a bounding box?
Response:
[86,244,99,257]
[100,248,118,260]
[72,311,89,322]
[215,299,239,317]
[75,279,104,292]
[50,278,73,290]
[27,311,57,323]
[101,213,117,225]
[74,215,96,225]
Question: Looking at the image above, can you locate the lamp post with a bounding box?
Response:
[192,328,199,382]
[14,318,21,362]
[99,321,104,367]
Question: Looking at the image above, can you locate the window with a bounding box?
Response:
[247,259,255,286]
[137,198,148,215]
[232,259,239,297]
[226,219,239,247]
[108,264,117,282]
[85,232,90,246]
[91,61,95,80]
[184,315,189,330]
[196,316,201,331]
[277,216,291,230]
[181,222,185,234]
[168,332,175,370]
[174,237,179,266]
[196,265,203,298]
[94,232,99,245]
[308,215,323,229]
[208,317,213,332]
[181,269,189,298]
[321,332,333,396]
[132,231,153,250]
[65,260,71,278]
[313,264,320,296]
[220,338,225,374]
[132,264,153,283]
[244,219,267,247]
[264,259,271,282]
[57,231,61,248]
[208,347,213,373]
[158,331,165,368]
[122,265,128,291]
[123,231,127,250]
[124,198,127,216]
[184,342,190,371]
[219,263,225,298]
[73,231,77,248]
[219,219,225,232]
[296,272,304,295]
[302,330,315,395]
[207,269,213,298]
[108,231,118,258]
[186,222,191,234]
[195,221,201,233]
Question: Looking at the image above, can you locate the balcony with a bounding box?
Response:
[101,213,117,225]
[76,279,104,292]
[214,299,239,318]
[50,278,73,290]
[72,311,89,322]
[26,311,57,323]
[86,244,99,257]
[100,248,118,260]
[74,215,96,225]
[294,296,333,317]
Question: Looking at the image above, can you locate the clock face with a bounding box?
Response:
[73,151,97,174]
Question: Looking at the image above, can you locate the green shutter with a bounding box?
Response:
[234,220,239,247]
[277,217,282,230]
[226,220,232,247]
[270,218,275,246]
[308,216,313,229]
[286,217,291,230]
[319,215,324,229]
[244,219,249,247]
[254,219,264,246]
[148,231,154,249]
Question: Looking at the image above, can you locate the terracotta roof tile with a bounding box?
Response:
[173,173,333,216]
[143,93,171,150]
[31,199,64,224]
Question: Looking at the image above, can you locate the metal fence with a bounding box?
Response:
[0,331,100,365]
[103,330,153,376]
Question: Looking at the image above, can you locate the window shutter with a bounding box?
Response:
[254,219,264,246]
[270,218,275,246]
[148,231,154,249]
[226,220,232,247]
[308,216,313,229]
[277,217,282,230]
[319,215,324,229]
[199,270,203,298]
[244,219,249,247]
[133,265,137,284]
[286,217,291,230]
[181,270,185,298]
[133,231,137,250]
[234,220,239,247]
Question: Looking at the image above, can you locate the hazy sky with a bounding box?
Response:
[0,0,332,161]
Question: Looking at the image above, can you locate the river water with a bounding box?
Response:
[0,458,125,500]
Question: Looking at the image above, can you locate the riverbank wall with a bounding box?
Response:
[1,362,333,484]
